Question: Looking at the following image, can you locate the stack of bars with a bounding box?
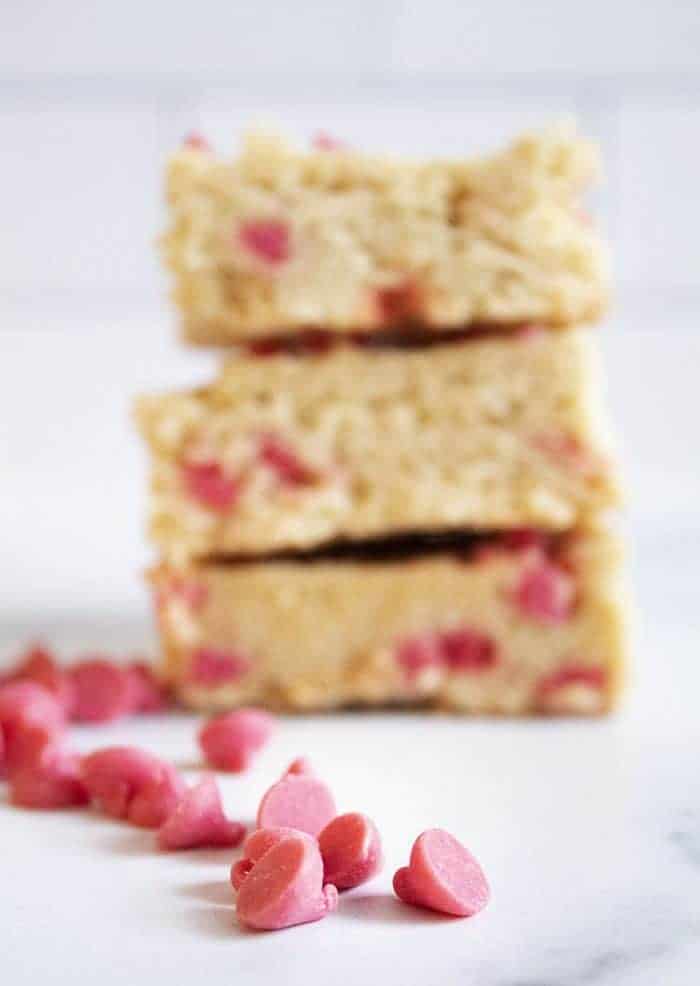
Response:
[136,125,628,716]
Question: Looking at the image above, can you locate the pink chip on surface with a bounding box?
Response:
[515,559,576,624]
[10,746,89,810]
[236,833,338,931]
[238,220,291,266]
[231,826,304,890]
[69,659,135,723]
[318,812,383,891]
[5,644,76,716]
[82,746,185,827]
[257,761,336,836]
[393,828,490,918]
[187,647,251,686]
[128,763,186,829]
[0,681,66,774]
[182,460,241,512]
[440,629,498,673]
[158,776,246,851]
[198,708,275,772]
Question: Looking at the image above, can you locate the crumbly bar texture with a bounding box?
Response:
[150,527,627,716]
[162,125,609,343]
[135,329,620,562]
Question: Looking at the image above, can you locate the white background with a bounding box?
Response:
[1,1,699,637]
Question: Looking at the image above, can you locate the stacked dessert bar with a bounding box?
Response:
[137,125,627,715]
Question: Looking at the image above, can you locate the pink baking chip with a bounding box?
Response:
[182,460,241,512]
[238,220,291,266]
[259,434,317,486]
[187,647,251,686]
[256,761,336,836]
[0,681,66,775]
[515,559,575,624]
[230,826,306,890]
[393,829,490,918]
[10,746,89,810]
[198,708,275,772]
[236,832,338,931]
[69,659,135,723]
[82,746,185,828]
[5,644,76,716]
[318,812,383,890]
[158,775,246,851]
[128,763,186,829]
[440,628,498,672]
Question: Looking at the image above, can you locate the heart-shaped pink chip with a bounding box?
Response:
[393,828,490,918]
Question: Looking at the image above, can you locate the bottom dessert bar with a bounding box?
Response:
[150,528,626,716]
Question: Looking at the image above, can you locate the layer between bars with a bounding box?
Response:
[163,125,609,344]
[150,527,626,715]
[136,329,620,561]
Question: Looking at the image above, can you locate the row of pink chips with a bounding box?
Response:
[0,662,490,933]
[1,644,171,724]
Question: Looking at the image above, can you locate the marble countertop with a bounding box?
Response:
[2,574,699,986]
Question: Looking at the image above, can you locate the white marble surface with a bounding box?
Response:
[2,569,699,985]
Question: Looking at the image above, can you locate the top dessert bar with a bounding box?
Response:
[163,125,609,344]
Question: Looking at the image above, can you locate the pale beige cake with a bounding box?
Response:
[150,527,626,715]
[135,329,620,562]
[162,125,609,344]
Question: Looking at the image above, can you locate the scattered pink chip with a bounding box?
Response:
[128,763,186,829]
[5,644,76,716]
[393,828,490,918]
[81,746,185,828]
[198,708,275,772]
[318,812,383,891]
[10,746,89,810]
[236,832,338,931]
[126,662,170,714]
[0,681,66,774]
[515,559,575,624]
[158,776,246,851]
[69,659,135,723]
[256,761,336,836]
[182,460,241,512]
[230,826,305,890]
[5,722,63,775]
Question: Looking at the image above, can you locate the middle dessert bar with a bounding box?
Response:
[136,328,619,562]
